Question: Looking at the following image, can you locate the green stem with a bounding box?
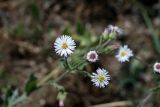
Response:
[54,70,69,83]
[72,60,87,70]
[77,70,91,77]
[37,67,60,87]
[64,57,72,70]
[137,84,160,107]
[137,92,153,107]
[96,36,103,50]
[96,39,111,52]
[150,84,160,92]
[101,39,111,48]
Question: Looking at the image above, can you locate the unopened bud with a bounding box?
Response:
[59,100,64,107]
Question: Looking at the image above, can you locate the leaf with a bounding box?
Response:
[25,74,38,96]
[137,2,160,54]
[28,2,41,20]
[129,59,144,78]
[4,86,13,106]
[4,87,26,107]
[76,21,86,35]
[14,23,25,37]
[57,90,67,101]
[62,26,71,35]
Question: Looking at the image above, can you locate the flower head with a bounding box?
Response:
[86,51,98,62]
[104,25,124,36]
[59,100,64,107]
[116,45,133,62]
[54,35,76,57]
[91,68,110,88]
[153,62,160,73]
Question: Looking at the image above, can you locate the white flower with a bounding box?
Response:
[54,35,76,57]
[116,45,133,62]
[86,51,98,62]
[91,68,110,88]
[153,62,160,73]
[104,25,124,36]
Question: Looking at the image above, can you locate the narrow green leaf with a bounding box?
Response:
[129,59,144,78]
[62,26,71,36]
[28,2,40,20]
[4,86,13,106]
[76,21,86,35]
[25,74,38,96]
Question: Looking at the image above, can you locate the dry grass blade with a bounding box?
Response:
[89,101,132,107]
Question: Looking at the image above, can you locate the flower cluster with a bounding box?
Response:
[52,24,160,107]
[104,25,123,35]
[54,25,135,89]
[103,25,124,38]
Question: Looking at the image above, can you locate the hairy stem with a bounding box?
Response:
[37,67,60,87]
[64,57,72,70]
[54,70,69,83]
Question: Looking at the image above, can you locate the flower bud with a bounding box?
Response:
[57,91,67,107]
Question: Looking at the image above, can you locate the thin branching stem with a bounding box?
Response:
[137,92,153,107]
[96,39,111,51]
[101,39,111,48]
[54,70,69,83]
[72,60,87,70]
[96,36,103,50]
[37,67,61,87]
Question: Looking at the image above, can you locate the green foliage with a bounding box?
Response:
[57,90,67,101]
[120,77,136,90]
[62,26,71,36]
[31,25,43,42]
[28,2,41,21]
[4,87,26,107]
[24,74,38,96]
[14,23,26,37]
[135,1,160,55]
[142,10,160,55]
[129,59,144,78]
[151,85,160,93]
[76,21,86,35]
[75,21,97,47]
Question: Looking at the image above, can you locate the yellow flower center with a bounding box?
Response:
[62,42,68,49]
[120,51,126,57]
[98,75,105,81]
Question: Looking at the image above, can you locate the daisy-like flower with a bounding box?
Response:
[54,35,76,57]
[91,68,110,88]
[86,51,98,62]
[153,62,160,73]
[115,45,133,62]
[104,25,124,36]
